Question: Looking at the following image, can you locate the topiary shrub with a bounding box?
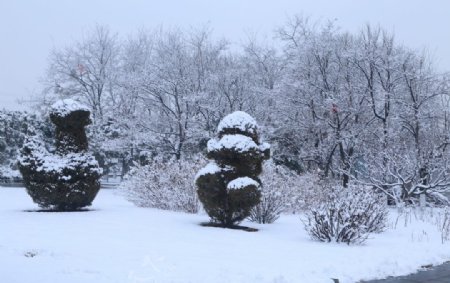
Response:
[18,99,102,211]
[195,111,270,227]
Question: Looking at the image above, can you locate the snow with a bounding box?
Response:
[207,134,259,153]
[18,138,102,175]
[194,162,222,180]
[260,142,271,151]
[0,187,449,283]
[217,111,258,134]
[0,165,20,179]
[227,177,259,190]
[33,152,100,174]
[194,162,234,182]
[50,99,90,117]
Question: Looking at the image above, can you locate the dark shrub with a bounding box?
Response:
[196,111,270,227]
[18,99,102,210]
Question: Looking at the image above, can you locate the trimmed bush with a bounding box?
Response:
[196,111,270,227]
[18,99,102,210]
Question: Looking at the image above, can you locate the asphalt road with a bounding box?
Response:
[361,262,450,283]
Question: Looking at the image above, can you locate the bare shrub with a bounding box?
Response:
[436,207,450,244]
[442,209,450,243]
[121,156,205,213]
[249,161,320,224]
[392,206,450,244]
[303,184,388,244]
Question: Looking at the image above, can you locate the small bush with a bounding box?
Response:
[303,184,388,244]
[249,161,318,224]
[438,208,450,244]
[122,156,205,213]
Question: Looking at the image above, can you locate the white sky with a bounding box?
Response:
[1,0,450,110]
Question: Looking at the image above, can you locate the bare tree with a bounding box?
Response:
[43,25,120,123]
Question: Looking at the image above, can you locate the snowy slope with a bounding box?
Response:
[0,188,449,283]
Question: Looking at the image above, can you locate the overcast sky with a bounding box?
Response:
[1,0,450,110]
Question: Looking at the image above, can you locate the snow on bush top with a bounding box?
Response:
[217,111,258,135]
[36,152,102,176]
[207,134,259,153]
[18,137,102,176]
[227,177,259,190]
[195,162,221,180]
[259,142,271,151]
[194,161,233,181]
[50,99,90,117]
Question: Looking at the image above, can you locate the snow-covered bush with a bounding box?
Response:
[249,161,318,224]
[18,99,102,210]
[441,208,450,243]
[122,156,205,213]
[0,164,22,183]
[196,111,270,227]
[303,184,388,244]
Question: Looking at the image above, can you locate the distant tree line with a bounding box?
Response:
[6,16,449,204]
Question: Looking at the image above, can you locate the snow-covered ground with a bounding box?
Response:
[0,187,449,283]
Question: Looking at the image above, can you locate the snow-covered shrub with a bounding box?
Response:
[441,208,450,243]
[249,161,317,224]
[303,184,388,244]
[196,111,270,227]
[0,164,22,183]
[122,156,205,213]
[18,99,102,210]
